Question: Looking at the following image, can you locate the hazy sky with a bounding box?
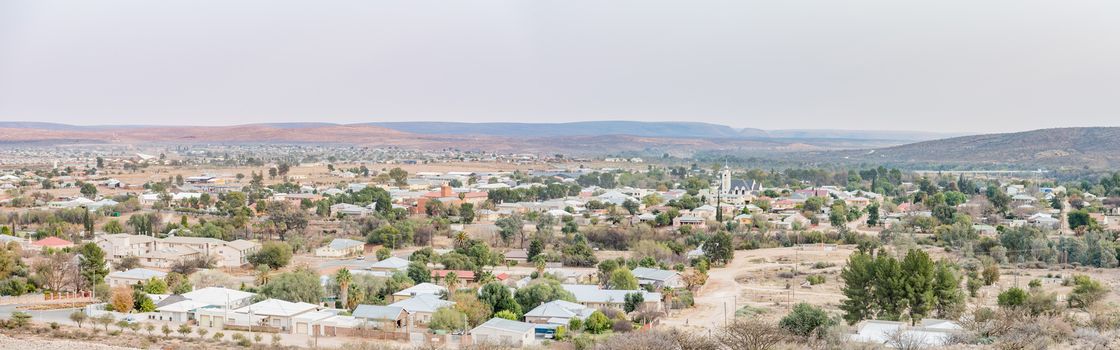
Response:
[2,0,1118,133]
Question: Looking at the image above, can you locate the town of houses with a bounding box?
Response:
[2,146,1120,349]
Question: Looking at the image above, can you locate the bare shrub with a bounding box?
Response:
[718,318,789,350]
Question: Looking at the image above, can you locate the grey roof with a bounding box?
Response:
[108,268,168,280]
[328,238,365,250]
[155,294,187,308]
[370,256,410,270]
[352,305,405,321]
[0,234,23,244]
[472,317,535,334]
[524,300,593,319]
[561,284,661,304]
[631,267,678,282]
[388,294,454,313]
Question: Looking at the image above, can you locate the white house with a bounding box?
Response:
[388,294,454,324]
[470,318,536,348]
[631,267,684,289]
[105,268,167,288]
[315,238,365,258]
[368,256,410,272]
[391,282,446,302]
[233,299,319,331]
[523,300,595,325]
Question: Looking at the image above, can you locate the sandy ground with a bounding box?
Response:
[0,333,139,350]
[662,245,853,330]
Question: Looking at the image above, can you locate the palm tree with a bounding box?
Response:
[445,271,459,292]
[454,231,469,248]
[336,268,352,310]
[533,257,546,277]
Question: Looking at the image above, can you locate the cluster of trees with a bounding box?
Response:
[486,183,581,204]
[839,248,965,325]
[0,242,32,295]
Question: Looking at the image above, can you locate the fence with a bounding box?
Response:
[0,292,93,306]
[331,327,409,340]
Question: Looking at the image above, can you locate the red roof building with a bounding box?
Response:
[431,269,475,281]
[33,237,74,248]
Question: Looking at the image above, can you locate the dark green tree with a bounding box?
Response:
[77,243,108,290]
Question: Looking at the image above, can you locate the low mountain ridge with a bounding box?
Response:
[367,121,764,139]
[833,127,1120,168]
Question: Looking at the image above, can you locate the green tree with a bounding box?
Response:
[703,231,734,265]
[515,279,576,312]
[1068,209,1096,232]
[459,203,475,224]
[103,220,125,234]
[527,239,543,262]
[77,243,109,290]
[429,307,468,331]
[80,182,98,199]
[69,310,88,328]
[388,167,409,187]
[494,310,518,321]
[779,303,836,338]
[407,261,431,283]
[376,247,392,261]
[900,249,936,325]
[143,277,168,294]
[478,282,521,316]
[9,311,31,328]
[134,291,157,312]
[932,262,965,319]
[257,267,322,303]
[1068,275,1108,309]
[839,252,875,324]
[866,203,880,226]
[584,311,610,334]
[336,268,352,310]
[623,292,644,313]
[248,241,293,269]
[608,269,638,290]
[997,287,1028,308]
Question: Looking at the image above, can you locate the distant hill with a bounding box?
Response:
[831,127,1120,168]
[368,121,764,139]
[765,129,968,142]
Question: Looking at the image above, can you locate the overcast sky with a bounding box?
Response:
[1,0,1118,133]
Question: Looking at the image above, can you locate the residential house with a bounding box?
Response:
[471,318,537,348]
[388,294,454,324]
[631,267,684,289]
[32,237,73,250]
[180,288,258,326]
[291,311,339,335]
[432,270,474,286]
[503,249,529,265]
[561,284,662,312]
[523,300,595,325]
[673,215,706,229]
[331,203,373,217]
[368,256,410,273]
[233,299,319,331]
[391,282,446,302]
[157,300,215,323]
[106,268,167,288]
[352,305,406,329]
[315,238,365,258]
[850,319,962,347]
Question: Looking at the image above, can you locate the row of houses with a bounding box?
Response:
[95,233,260,268]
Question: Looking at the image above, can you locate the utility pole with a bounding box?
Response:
[723,301,727,326]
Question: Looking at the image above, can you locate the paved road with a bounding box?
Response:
[0,304,84,325]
